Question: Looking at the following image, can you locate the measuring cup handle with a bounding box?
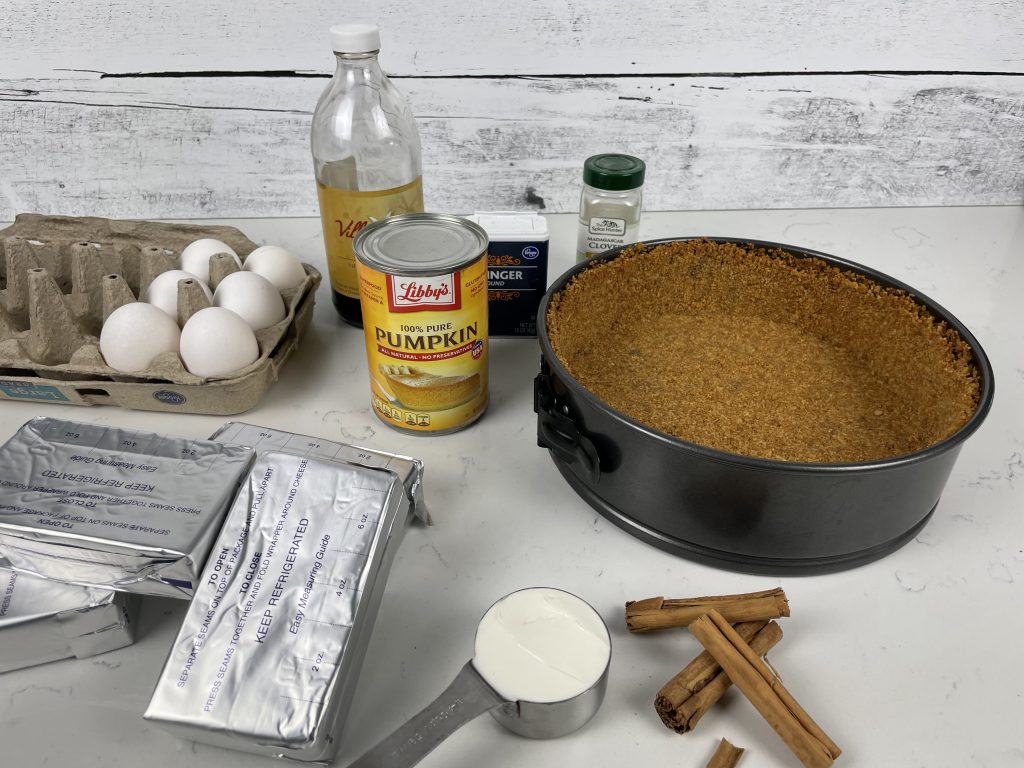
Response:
[347,661,511,768]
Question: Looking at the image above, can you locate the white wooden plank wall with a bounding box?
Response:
[1,1,1022,218]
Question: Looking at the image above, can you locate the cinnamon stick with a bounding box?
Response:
[625,588,789,632]
[706,738,745,768]
[688,610,841,768]
[655,620,783,733]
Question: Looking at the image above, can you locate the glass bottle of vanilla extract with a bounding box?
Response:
[312,23,424,326]
[575,154,645,263]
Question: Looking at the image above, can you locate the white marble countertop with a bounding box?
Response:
[1,207,1022,768]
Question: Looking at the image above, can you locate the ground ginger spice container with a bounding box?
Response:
[353,213,489,434]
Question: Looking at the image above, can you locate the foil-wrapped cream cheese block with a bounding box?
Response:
[210,421,429,524]
[0,417,254,598]
[145,449,414,762]
[0,566,138,673]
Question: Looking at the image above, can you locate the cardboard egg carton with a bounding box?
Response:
[0,214,320,414]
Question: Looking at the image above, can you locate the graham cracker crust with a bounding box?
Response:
[547,240,980,463]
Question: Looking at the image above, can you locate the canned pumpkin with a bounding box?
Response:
[353,213,489,434]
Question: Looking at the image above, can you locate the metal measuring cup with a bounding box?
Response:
[348,587,611,768]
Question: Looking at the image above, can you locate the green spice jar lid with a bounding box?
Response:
[583,154,646,191]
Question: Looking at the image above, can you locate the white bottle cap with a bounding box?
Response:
[330,23,381,53]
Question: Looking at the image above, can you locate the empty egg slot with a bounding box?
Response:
[75,387,111,398]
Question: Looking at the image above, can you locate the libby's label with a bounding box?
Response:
[315,178,423,298]
[356,256,488,433]
[387,274,461,312]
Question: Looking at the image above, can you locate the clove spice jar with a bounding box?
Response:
[575,154,645,263]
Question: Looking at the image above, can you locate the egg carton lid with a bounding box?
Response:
[1,213,257,254]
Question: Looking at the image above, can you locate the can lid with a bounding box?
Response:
[353,213,489,276]
[330,23,381,53]
[583,154,646,191]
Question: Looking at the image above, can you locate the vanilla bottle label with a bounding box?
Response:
[315,178,423,298]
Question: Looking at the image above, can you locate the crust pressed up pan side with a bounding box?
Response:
[547,240,980,464]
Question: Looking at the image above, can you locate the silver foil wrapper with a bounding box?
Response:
[145,449,413,762]
[0,417,254,598]
[0,565,138,673]
[210,421,430,524]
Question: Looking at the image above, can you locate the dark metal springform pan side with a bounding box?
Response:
[535,237,995,575]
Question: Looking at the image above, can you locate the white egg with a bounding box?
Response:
[179,238,241,284]
[243,245,307,291]
[213,271,287,330]
[144,269,212,321]
[179,307,260,378]
[99,303,181,373]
